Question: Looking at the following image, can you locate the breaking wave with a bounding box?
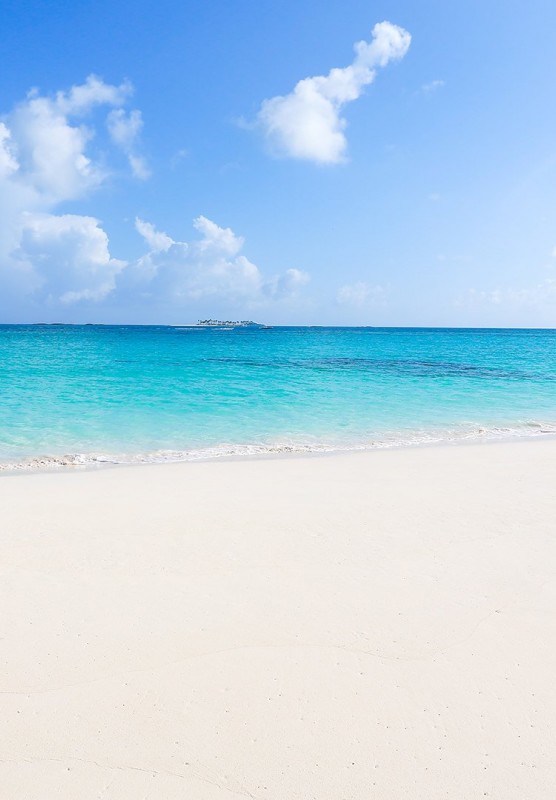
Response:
[2,420,556,473]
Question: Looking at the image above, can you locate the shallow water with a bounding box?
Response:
[1,325,555,468]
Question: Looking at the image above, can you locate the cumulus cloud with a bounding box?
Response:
[0,74,144,212]
[0,78,307,318]
[0,76,148,311]
[9,96,101,204]
[15,213,125,304]
[255,21,411,163]
[0,122,18,176]
[128,216,308,306]
[263,268,310,299]
[3,208,309,316]
[5,75,135,204]
[131,216,258,301]
[135,218,173,253]
[337,281,388,307]
[193,215,244,257]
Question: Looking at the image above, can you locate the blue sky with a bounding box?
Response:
[1,0,556,325]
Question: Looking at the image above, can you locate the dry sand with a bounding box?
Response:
[1,439,555,798]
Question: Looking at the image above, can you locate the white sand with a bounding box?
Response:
[1,439,555,799]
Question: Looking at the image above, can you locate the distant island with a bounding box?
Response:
[197,319,266,327]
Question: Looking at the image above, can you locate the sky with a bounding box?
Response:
[1,0,556,326]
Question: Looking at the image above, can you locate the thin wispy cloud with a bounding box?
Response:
[107,108,150,179]
[255,21,411,164]
[457,280,556,309]
[419,79,445,95]
[337,281,389,308]
[170,148,189,168]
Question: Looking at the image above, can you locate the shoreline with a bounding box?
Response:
[2,438,556,797]
[2,422,556,476]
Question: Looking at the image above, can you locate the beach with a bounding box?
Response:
[1,438,555,799]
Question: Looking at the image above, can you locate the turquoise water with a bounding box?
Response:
[1,325,555,468]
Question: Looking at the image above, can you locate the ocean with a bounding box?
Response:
[1,325,555,469]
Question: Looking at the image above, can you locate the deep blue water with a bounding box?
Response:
[1,325,555,468]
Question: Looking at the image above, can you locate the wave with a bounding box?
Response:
[2,420,556,473]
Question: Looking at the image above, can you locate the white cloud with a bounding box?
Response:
[106,108,142,148]
[0,78,307,317]
[2,211,310,315]
[135,217,173,253]
[128,216,306,306]
[263,268,310,299]
[0,76,147,311]
[255,21,411,164]
[337,281,388,307]
[5,210,296,312]
[193,215,244,256]
[54,74,132,116]
[9,95,102,204]
[129,154,150,180]
[0,74,144,228]
[107,108,150,179]
[14,213,125,304]
[6,76,135,204]
[0,123,18,176]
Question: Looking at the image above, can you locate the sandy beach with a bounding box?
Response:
[1,438,555,798]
